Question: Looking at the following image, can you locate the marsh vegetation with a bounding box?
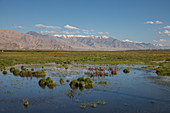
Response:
[0,50,170,113]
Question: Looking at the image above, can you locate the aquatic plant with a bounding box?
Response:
[59,78,64,85]
[98,81,107,85]
[80,101,106,109]
[47,80,56,88]
[75,99,79,103]
[21,66,26,70]
[46,77,51,81]
[155,67,170,76]
[32,70,46,77]
[65,67,68,70]
[31,68,34,71]
[85,83,94,89]
[80,104,87,109]
[90,103,96,108]
[77,76,85,81]
[13,69,20,76]
[39,78,46,86]
[96,101,106,105]
[150,100,155,104]
[2,70,7,75]
[111,70,117,75]
[79,85,85,91]
[10,67,15,72]
[123,68,130,73]
[79,81,86,87]
[84,77,93,84]
[19,70,32,77]
[23,100,29,107]
[109,67,113,71]
[70,77,94,90]
[39,77,56,89]
[70,80,79,88]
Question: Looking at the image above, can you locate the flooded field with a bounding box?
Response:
[0,64,170,113]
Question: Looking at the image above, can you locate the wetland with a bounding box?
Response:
[0,50,170,113]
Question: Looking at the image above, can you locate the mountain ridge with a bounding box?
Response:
[0,30,164,50]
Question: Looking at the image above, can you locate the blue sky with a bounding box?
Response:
[0,0,170,46]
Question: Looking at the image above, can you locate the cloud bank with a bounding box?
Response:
[13,26,24,29]
[144,20,163,24]
[64,25,79,30]
[35,24,61,29]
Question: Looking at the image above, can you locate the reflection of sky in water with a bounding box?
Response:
[0,64,170,113]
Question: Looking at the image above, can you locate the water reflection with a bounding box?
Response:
[0,64,170,113]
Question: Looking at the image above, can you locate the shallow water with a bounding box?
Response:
[0,64,170,113]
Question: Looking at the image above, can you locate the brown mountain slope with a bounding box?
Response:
[0,30,72,50]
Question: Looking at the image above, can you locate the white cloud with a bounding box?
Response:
[155,21,163,24]
[81,30,89,34]
[60,31,80,35]
[40,31,57,34]
[144,21,154,24]
[164,30,170,34]
[35,24,61,29]
[159,39,166,42]
[144,20,163,24]
[83,31,89,34]
[13,26,24,29]
[105,32,109,34]
[122,39,142,43]
[158,30,170,37]
[122,39,133,42]
[64,25,79,30]
[161,26,170,29]
[153,40,158,42]
[53,34,109,39]
[153,39,170,47]
[98,32,104,34]
[81,30,89,32]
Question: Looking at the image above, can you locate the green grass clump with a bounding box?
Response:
[2,70,7,75]
[32,70,46,77]
[155,67,170,76]
[123,68,130,73]
[96,101,106,105]
[70,77,94,90]
[84,77,93,84]
[46,80,56,89]
[13,69,20,76]
[80,104,87,109]
[39,78,46,86]
[21,66,26,70]
[98,81,107,85]
[80,101,106,109]
[10,67,15,72]
[59,78,64,85]
[111,70,117,75]
[46,77,51,81]
[19,70,32,77]
[31,68,34,71]
[90,103,96,108]
[77,76,85,81]
[39,77,56,89]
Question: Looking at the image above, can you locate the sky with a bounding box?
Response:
[0,0,170,46]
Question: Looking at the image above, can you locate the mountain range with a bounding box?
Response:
[0,30,165,50]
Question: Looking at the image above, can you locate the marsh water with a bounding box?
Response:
[0,64,170,113]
